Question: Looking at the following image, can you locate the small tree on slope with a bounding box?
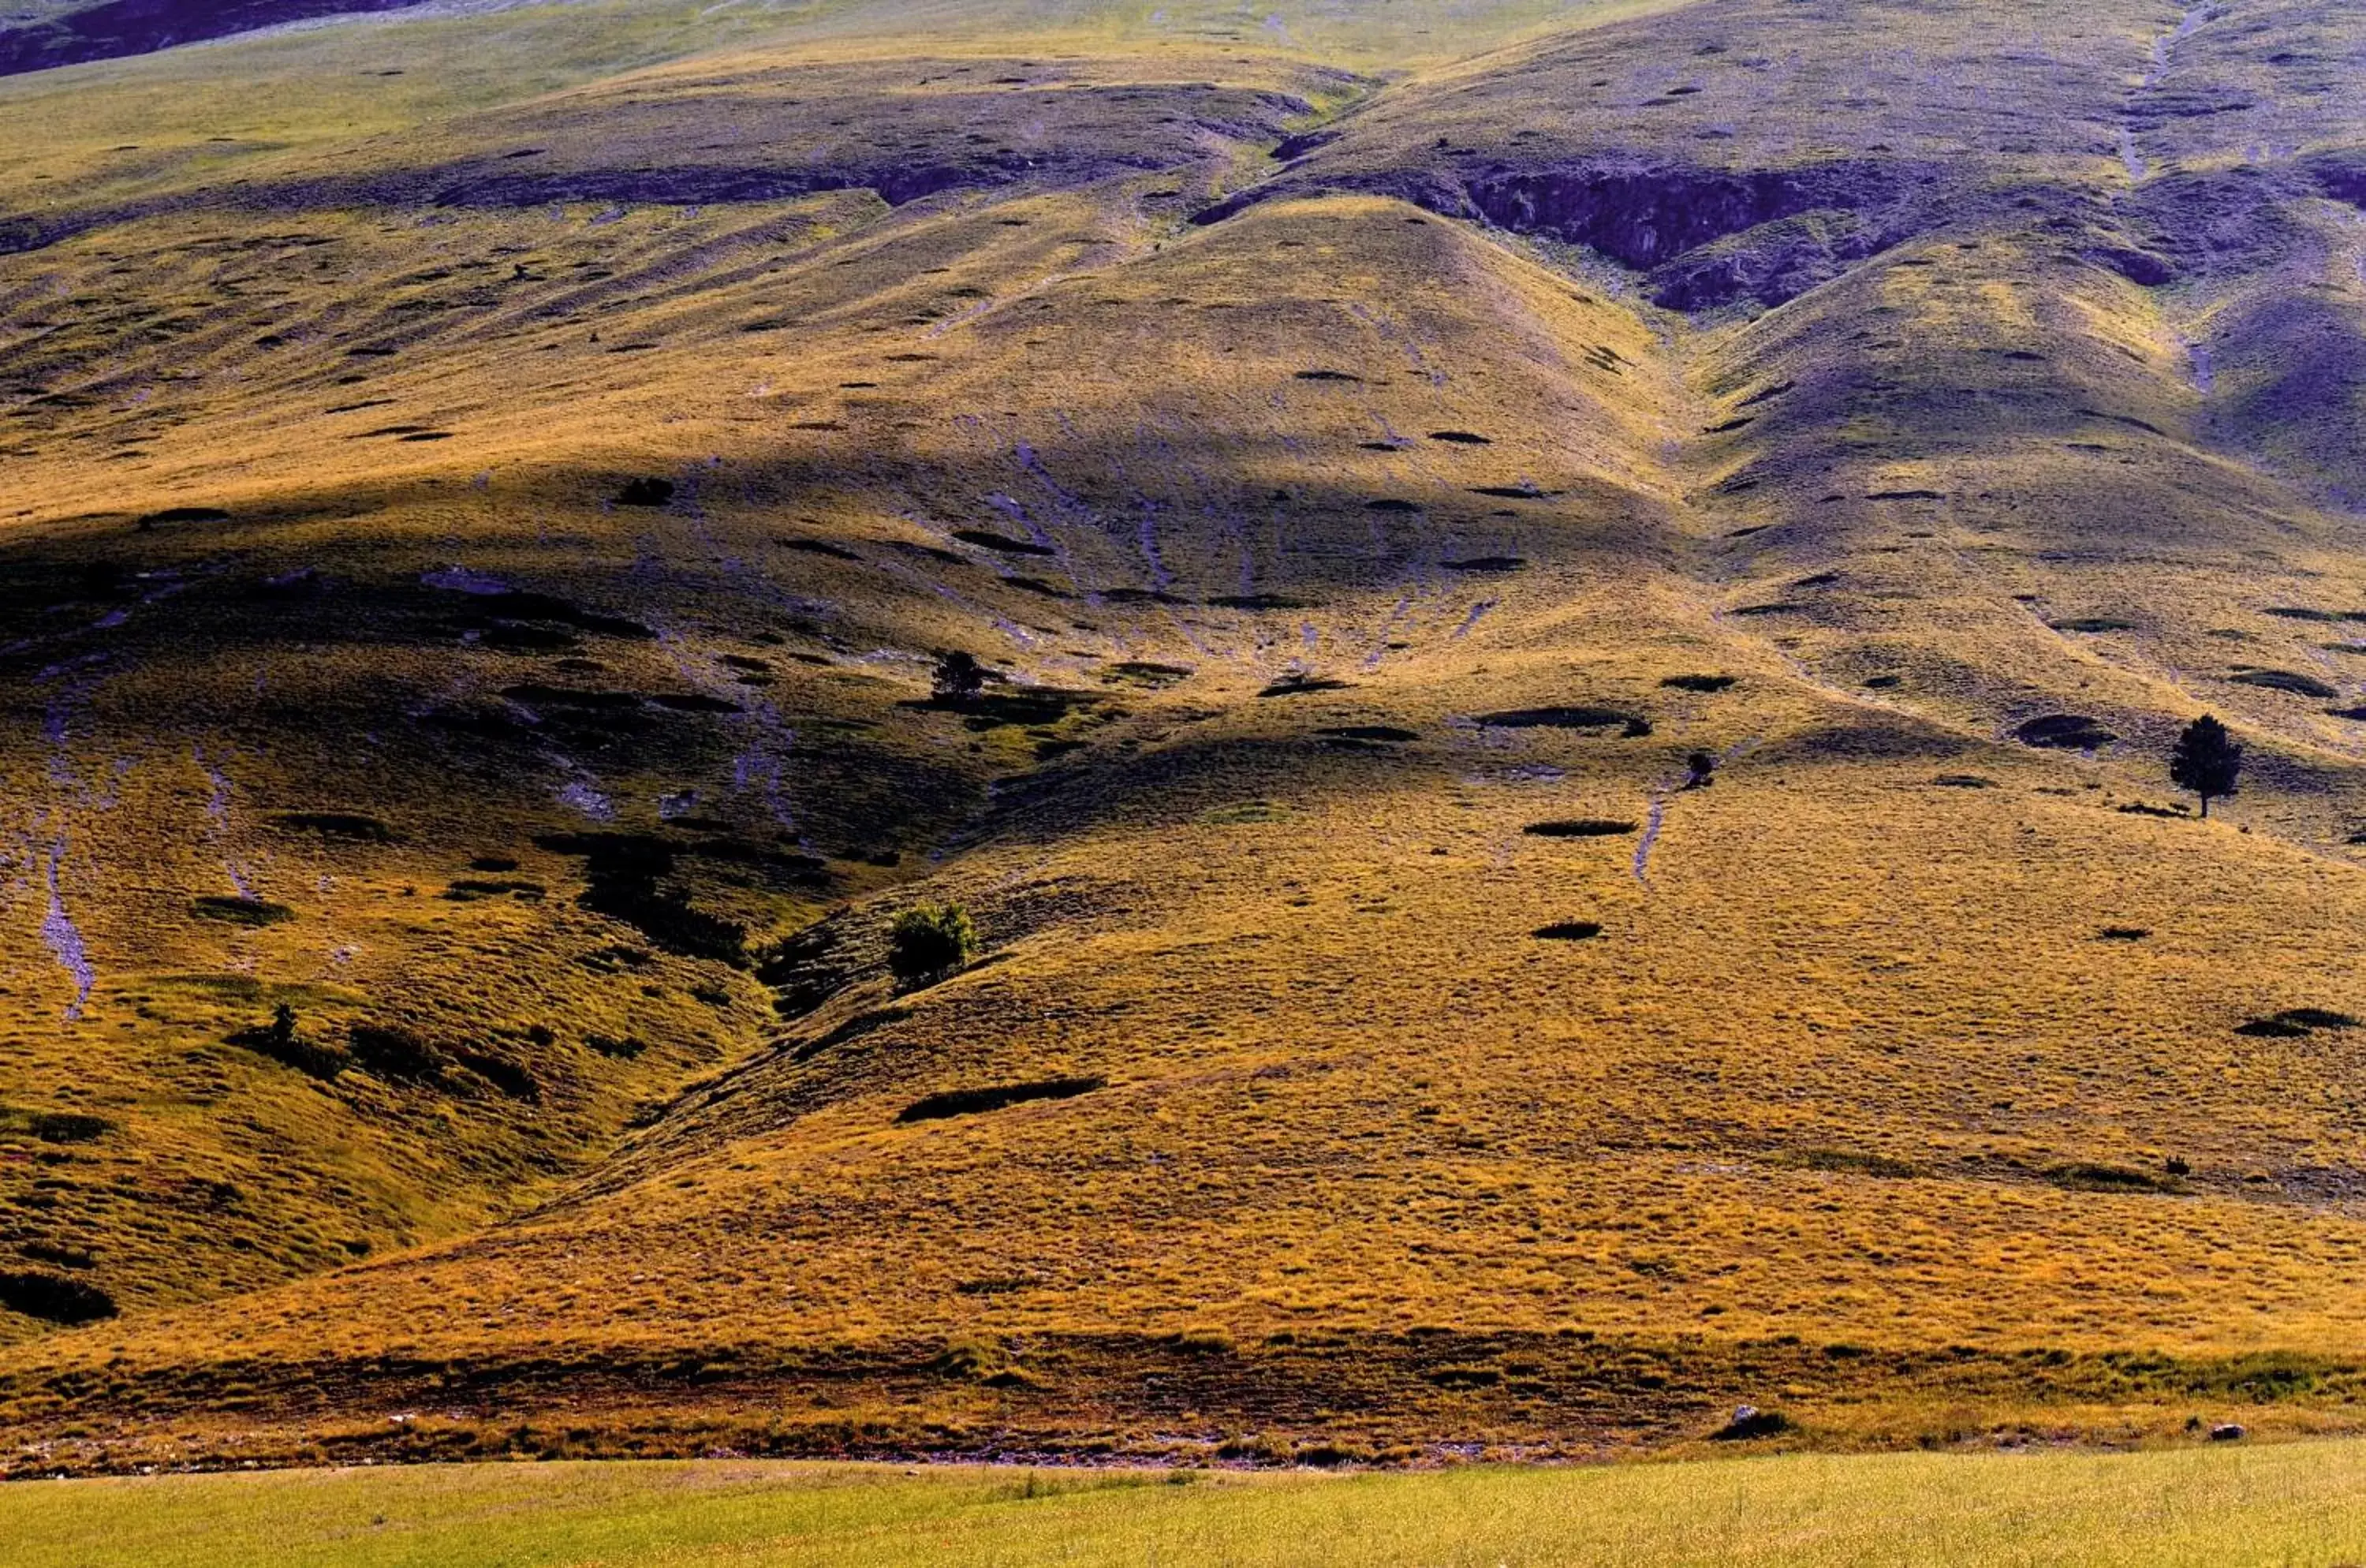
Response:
[889,902,978,988]
[2170,714,2242,819]
[933,650,986,706]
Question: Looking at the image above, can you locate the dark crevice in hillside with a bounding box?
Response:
[1196,157,1985,311]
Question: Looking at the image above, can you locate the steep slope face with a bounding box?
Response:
[7,0,2366,1472]
[1207,0,2175,309]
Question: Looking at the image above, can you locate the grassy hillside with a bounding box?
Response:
[13,1445,2366,1566]
[4,0,2366,1474]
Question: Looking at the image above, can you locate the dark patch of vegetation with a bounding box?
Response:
[138,505,233,528]
[1793,1148,1923,1178]
[953,528,1054,557]
[782,537,863,562]
[2230,669,2338,698]
[615,477,676,507]
[1932,774,1995,788]
[1202,801,1289,825]
[1532,921,1603,941]
[2050,617,2136,633]
[444,879,546,901]
[889,902,978,989]
[2097,927,2151,940]
[536,831,748,964]
[469,855,520,872]
[934,686,1095,727]
[1293,1442,1372,1468]
[2117,801,2189,819]
[500,684,641,710]
[2238,1008,2358,1038]
[587,1033,647,1059]
[1440,556,1525,572]
[2042,1162,2174,1193]
[1259,674,1352,696]
[482,623,578,653]
[897,1076,1106,1124]
[1319,726,1417,742]
[0,1270,116,1325]
[1476,706,1651,737]
[191,895,294,927]
[1661,674,1735,693]
[1524,819,1638,838]
[454,1049,540,1103]
[1864,674,1902,690]
[2014,714,2114,750]
[1293,369,1360,382]
[1366,498,1421,513]
[1866,489,1946,501]
[2264,607,2362,622]
[1428,431,1492,444]
[1729,602,1804,617]
[1215,593,1312,611]
[1105,661,1192,687]
[349,1023,447,1085]
[229,1004,347,1080]
[0,1107,113,1144]
[1468,485,1550,500]
[2327,707,2366,721]
[266,810,397,842]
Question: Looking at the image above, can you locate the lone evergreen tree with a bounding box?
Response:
[932,649,985,706]
[2170,714,2241,818]
[1683,750,1716,790]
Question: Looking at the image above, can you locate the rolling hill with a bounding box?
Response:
[5,0,2366,1473]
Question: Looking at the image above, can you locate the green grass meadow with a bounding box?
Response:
[9,1443,2366,1566]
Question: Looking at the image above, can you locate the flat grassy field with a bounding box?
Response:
[9,1446,2366,1566]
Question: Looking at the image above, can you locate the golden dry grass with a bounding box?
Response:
[5,0,2366,1475]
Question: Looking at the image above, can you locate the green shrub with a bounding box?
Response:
[888,902,978,986]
